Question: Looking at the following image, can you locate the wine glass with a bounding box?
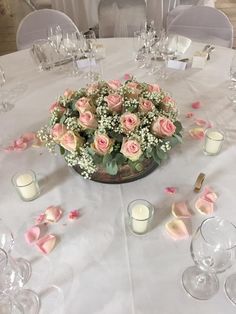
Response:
[0,65,14,113]
[228,53,236,104]
[182,217,236,300]
[0,248,40,313]
[83,30,100,82]
[0,220,14,253]
[63,31,82,76]
[47,25,63,54]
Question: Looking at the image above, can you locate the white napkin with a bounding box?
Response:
[169,35,192,55]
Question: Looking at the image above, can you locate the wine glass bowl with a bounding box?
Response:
[63,31,82,76]
[0,65,14,113]
[182,217,236,300]
[0,220,14,253]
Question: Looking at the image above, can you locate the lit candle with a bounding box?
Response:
[127,200,154,235]
[204,129,224,155]
[12,170,40,201]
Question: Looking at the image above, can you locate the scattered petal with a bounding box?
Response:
[35,213,46,225]
[124,73,132,80]
[68,210,80,220]
[35,234,56,254]
[185,112,194,118]
[202,187,218,203]
[3,132,37,152]
[45,206,62,223]
[24,226,41,245]
[164,187,177,195]
[189,127,205,140]
[165,219,189,240]
[191,101,201,109]
[195,198,214,215]
[171,202,192,218]
[195,118,208,127]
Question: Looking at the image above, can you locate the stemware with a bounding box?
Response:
[63,31,82,76]
[0,220,14,253]
[0,65,14,113]
[182,217,236,300]
[228,53,236,104]
[83,30,100,82]
[0,248,40,313]
[47,25,63,54]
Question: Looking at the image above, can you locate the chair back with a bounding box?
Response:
[167,6,233,48]
[16,9,79,50]
[98,0,146,38]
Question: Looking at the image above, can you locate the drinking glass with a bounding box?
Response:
[83,30,100,81]
[0,65,14,113]
[0,220,14,253]
[182,217,236,300]
[0,248,39,313]
[47,25,63,54]
[63,31,82,76]
[228,54,236,104]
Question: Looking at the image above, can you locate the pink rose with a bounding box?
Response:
[152,116,176,137]
[51,123,67,141]
[148,84,160,93]
[60,131,83,152]
[49,102,66,114]
[87,83,99,95]
[120,112,140,133]
[139,98,154,113]
[126,81,140,95]
[92,133,113,155]
[162,96,177,113]
[120,139,142,161]
[107,80,121,90]
[104,94,123,113]
[162,96,175,104]
[78,111,98,129]
[63,89,74,99]
[75,97,94,113]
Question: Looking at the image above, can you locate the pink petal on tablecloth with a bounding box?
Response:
[45,206,62,223]
[189,127,205,140]
[68,210,80,220]
[191,101,201,109]
[124,73,132,80]
[195,198,214,215]
[24,226,41,245]
[35,213,46,225]
[165,219,189,240]
[171,202,192,218]
[164,187,177,195]
[195,118,208,127]
[185,112,194,118]
[22,132,36,142]
[202,187,218,203]
[35,234,56,254]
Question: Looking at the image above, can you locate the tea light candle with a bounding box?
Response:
[12,170,40,201]
[204,129,224,155]
[131,204,150,234]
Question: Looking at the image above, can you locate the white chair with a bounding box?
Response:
[167,6,233,48]
[16,9,79,50]
[98,0,147,38]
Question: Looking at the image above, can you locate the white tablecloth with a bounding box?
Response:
[0,38,236,314]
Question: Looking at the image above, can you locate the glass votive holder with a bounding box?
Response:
[203,128,224,156]
[11,170,40,201]
[127,199,154,235]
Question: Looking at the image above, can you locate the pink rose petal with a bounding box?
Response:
[35,213,46,225]
[202,187,218,203]
[35,234,56,254]
[191,101,201,109]
[164,187,177,195]
[22,132,36,142]
[185,112,194,118]
[195,198,214,215]
[68,210,80,220]
[189,127,205,140]
[171,202,192,218]
[45,206,62,223]
[195,118,208,127]
[24,226,41,245]
[124,73,132,80]
[165,219,189,240]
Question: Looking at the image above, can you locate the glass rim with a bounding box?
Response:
[127,199,154,221]
[0,248,8,269]
[205,128,224,141]
[200,216,236,250]
[11,170,36,188]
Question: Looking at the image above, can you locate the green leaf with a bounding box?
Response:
[60,146,65,155]
[102,154,113,167]
[106,160,118,175]
[156,147,168,160]
[134,163,143,172]
[87,147,95,156]
[151,149,161,165]
[115,153,125,165]
[174,121,183,134]
[93,154,103,164]
[60,115,66,124]
[173,134,183,143]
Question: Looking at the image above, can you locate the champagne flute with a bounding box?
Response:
[182,217,236,300]
[47,25,63,54]
[83,30,100,82]
[0,65,14,113]
[228,53,236,104]
[63,31,82,76]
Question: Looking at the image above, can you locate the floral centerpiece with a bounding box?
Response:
[38,78,182,183]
